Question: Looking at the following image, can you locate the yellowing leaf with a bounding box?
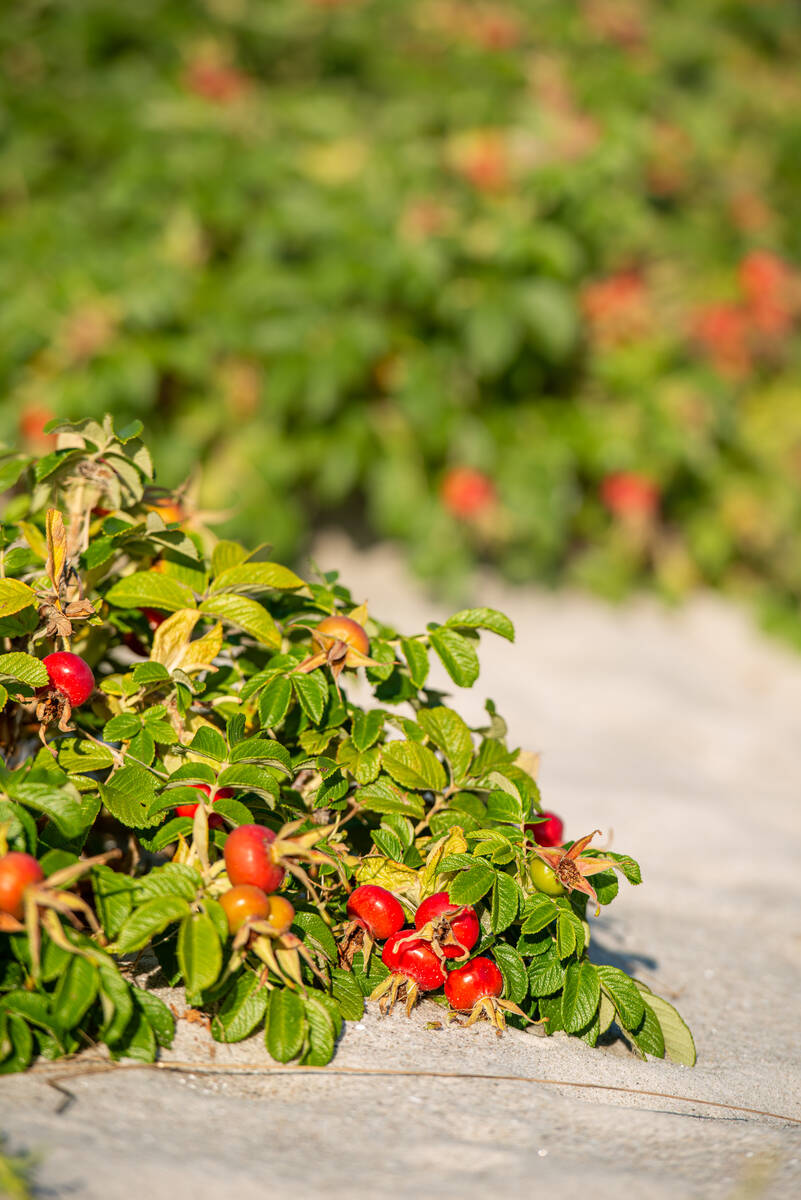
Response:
[422,826,468,897]
[45,508,67,592]
[355,856,420,904]
[150,611,222,674]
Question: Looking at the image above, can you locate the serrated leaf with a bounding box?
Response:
[355,777,424,819]
[492,943,528,1004]
[448,863,495,906]
[445,608,515,642]
[351,709,385,752]
[132,864,202,903]
[100,764,161,829]
[561,961,600,1033]
[133,989,175,1048]
[177,911,222,993]
[400,638,429,688]
[490,870,519,933]
[258,676,293,728]
[117,896,192,954]
[597,965,645,1031]
[92,866,133,938]
[105,572,196,612]
[291,671,328,723]
[9,780,88,839]
[212,973,269,1043]
[266,988,306,1063]
[216,763,281,802]
[188,726,227,760]
[302,994,336,1066]
[528,946,565,996]
[628,998,666,1058]
[0,580,37,620]
[0,651,48,688]
[199,594,281,648]
[520,895,560,934]
[292,911,338,963]
[382,741,447,792]
[331,968,365,1021]
[212,562,305,593]
[52,954,98,1031]
[485,788,524,824]
[417,706,473,782]
[640,991,696,1065]
[429,627,480,687]
[556,911,577,959]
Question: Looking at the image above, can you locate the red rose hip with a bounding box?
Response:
[220,884,271,934]
[445,956,503,1011]
[414,891,479,959]
[525,810,564,848]
[224,824,285,892]
[0,852,44,921]
[347,885,405,941]
[381,932,447,992]
[42,652,95,707]
[175,783,234,830]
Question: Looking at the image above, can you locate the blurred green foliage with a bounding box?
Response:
[2,0,801,639]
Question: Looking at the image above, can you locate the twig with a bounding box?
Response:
[32,1059,801,1127]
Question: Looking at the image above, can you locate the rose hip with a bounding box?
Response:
[42,652,95,707]
[414,891,479,959]
[224,824,285,893]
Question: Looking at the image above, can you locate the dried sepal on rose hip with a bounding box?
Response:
[530,829,621,913]
[370,930,447,1016]
[292,603,380,685]
[444,956,529,1036]
[35,651,95,735]
[339,884,406,967]
[413,891,480,961]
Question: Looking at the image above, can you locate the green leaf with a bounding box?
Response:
[58,737,114,774]
[292,911,339,963]
[528,946,565,996]
[597,965,645,1032]
[211,562,305,592]
[105,572,196,612]
[100,765,161,829]
[302,994,337,1066]
[382,741,447,792]
[629,998,666,1059]
[556,911,577,959]
[0,581,37,620]
[177,912,223,994]
[216,764,280,802]
[189,726,227,760]
[608,853,642,885]
[429,628,480,687]
[520,895,560,935]
[447,863,495,906]
[0,651,48,689]
[490,870,519,933]
[91,866,133,938]
[134,989,175,1048]
[485,788,524,824]
[52,954,98,1030]
[355,777,424,819]
[212,973,270,1043]
[10,780,88,839]
[400,638,429,688]
[331,968,365,1021]
[258,676,293,728]
[445,608,515,642]
[417,707,473,782]
[117,896,192,954]
[291,671,328,723]
[104,713,142,741]
[492,943,528,1004]
[0,682,7,712]
[351,709,385,752]
[114,1006,157,1063]
[561,961,600,1033]
[639,991,696,1066]
[98,965,135,1046]
[0,1014,33,1075]
[199,594,281,648]
[132,864,202,903]
[266,988,306,1063]
[211,540,247,577]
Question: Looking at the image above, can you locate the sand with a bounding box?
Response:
[2,535,800,1199]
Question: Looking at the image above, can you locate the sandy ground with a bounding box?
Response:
[2,536,800,1199]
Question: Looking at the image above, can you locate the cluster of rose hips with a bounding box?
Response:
[219,824,295,938]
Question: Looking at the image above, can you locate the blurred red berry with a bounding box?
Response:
[18,405,56,452]
[600,472,659,519]
[183,57,251,104]
[441,467,496,520]
[691,303,751,377]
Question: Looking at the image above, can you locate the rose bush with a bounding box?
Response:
[0,417,694,1071]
